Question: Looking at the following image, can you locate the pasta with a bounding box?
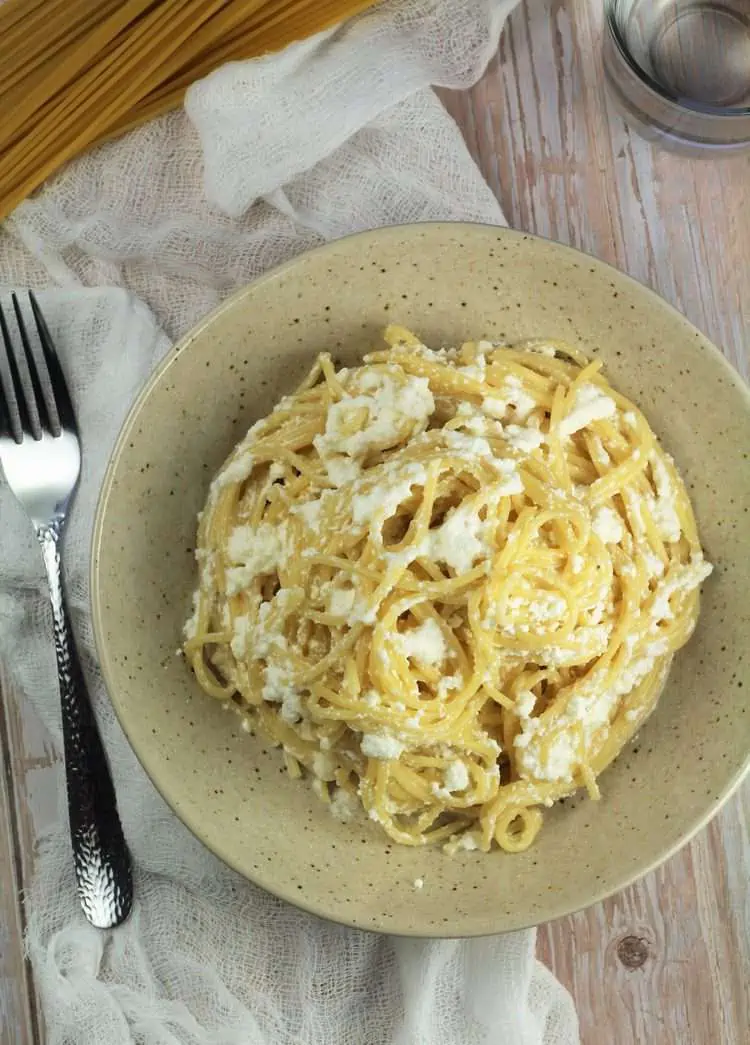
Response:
[0,0,379,221]
[183,326,713,852]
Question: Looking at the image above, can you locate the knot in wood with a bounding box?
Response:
[617,935,650,969]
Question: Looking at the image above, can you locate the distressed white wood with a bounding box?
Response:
[0,699,34,1045]
[2,0,749,1041]
[442,0,750,1042]
[0,667,58,1045]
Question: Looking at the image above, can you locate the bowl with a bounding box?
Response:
[91,223,750,936]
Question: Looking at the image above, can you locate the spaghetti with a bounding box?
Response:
[184,326,713,852]
[0,0,379,221]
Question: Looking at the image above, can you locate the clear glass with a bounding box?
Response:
[603,0,750,153]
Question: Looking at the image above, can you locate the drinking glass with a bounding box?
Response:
[603,0,750,153]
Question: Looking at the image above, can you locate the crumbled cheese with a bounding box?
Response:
[481,397,508,420]
[559,383,616,437]
[651,555,713,621]
[280,693,303,723]
[443,429,493,459]
[324,455,361,486]
[623,411,637,428]
[230,615,250,658]
[528,595,567,622]
[330,788,359,823]
[399,618,447,666]
[517,624,680,784]
[589,436,612,470]
[458,414,489,437]
[520,623,611,669]
[217,451,254,487]
[503,376,536,420]
[458,352,487,382]
[244,600,289,660]
[643,549,666,578]
[183,548,217,639]
[480,377,535,422]
[446,416,530,489]
[444,761,470,792]
[539,732,578,782]
[210,418,267,490]
[613,645,667,697]
[515,689,536,718]
[437,674,463,697]
[382,539,429,571]
[183,587,200,640]
[262,663,301,724]
[363,690,380,707]
[592,505,624,544]
[294,499,322,528]
[426,501,488,574]
[225,522,283,594]
[495,467,524,496]
[649,453,682,543]
[412,344,459,363]
[456,832,479,850]
[312,751,337,781]
[503,424,544,453]
[315,370,434,460]
[501,593,566,636]
[328,587,356,617]
[351,463,426,527]
[361,732,406,760]
[413,877,424,890]
[570,554,584,574]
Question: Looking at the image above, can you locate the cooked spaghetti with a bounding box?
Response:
[183,326,713,852]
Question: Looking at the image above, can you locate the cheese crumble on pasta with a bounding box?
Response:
[183,325,712,853]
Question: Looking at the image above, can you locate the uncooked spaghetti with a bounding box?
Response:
[0,0,379,220]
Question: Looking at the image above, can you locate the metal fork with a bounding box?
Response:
[0,292,132,929]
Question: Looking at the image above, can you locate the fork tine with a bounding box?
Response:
[0,302,27,444]
[0,366,13,441]
[29,291,71,434]
[12,293,51,439]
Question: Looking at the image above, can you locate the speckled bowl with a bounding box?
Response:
[91,224,750,936]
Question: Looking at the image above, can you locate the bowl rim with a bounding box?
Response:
[90,221,750,936]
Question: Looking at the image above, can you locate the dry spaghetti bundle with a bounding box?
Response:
[0,0,379,221]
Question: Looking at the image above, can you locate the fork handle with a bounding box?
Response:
[39,521,133,929]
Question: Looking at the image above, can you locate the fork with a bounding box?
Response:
[0,291,132,929]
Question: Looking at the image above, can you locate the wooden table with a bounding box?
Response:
[2,1,749,1042]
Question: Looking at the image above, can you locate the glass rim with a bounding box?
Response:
[604,0,750,119]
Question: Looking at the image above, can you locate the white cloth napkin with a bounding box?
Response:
[0,1,580,1042]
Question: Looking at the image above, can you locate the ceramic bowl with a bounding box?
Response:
[91,223,750,936]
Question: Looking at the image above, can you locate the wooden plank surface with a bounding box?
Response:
[1,0,749,1042]
[441,1,750,1042]
[0,668,56,1045]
